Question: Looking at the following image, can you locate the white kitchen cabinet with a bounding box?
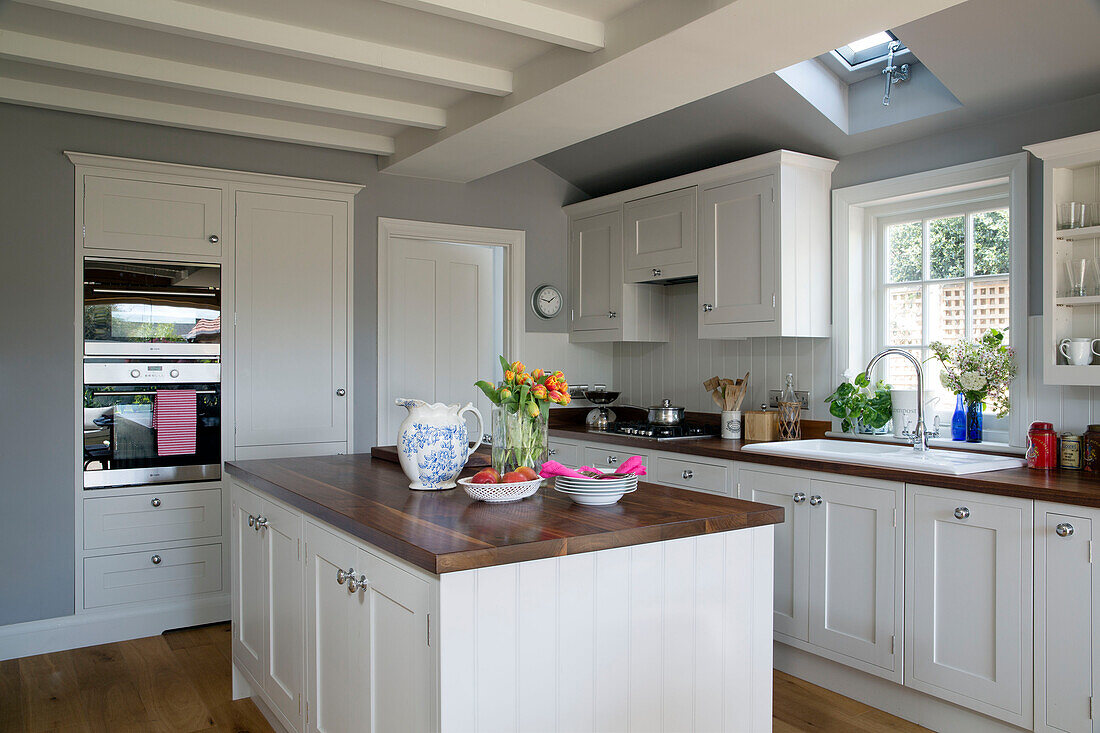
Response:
[547,437,580,467]
[304,521,432,733]
[905,484,1033,727]
[232,486,265,682]
[83,175,224,256]
[1035,502,1098,733]
[623,187,697,282]
[582,444,648,472]
[568,209,669,343]
[653,453,729,496]
[234,191,350,452]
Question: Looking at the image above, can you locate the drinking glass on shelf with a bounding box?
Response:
[1066,258,1089,297]
[1059,202,1089,230]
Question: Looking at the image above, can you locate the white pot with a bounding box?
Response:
[721,410,742,440]
[395,398,483,490]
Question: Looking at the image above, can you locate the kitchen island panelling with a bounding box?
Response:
[226,454,782,733]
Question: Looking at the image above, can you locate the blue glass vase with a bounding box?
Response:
[965,400,983,443]
[951,395,966,441]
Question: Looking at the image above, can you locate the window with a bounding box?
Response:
[875,196,1012,439]
[833,30,907,68]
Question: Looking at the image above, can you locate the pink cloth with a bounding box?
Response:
[538,460,589,479]
[152,390,197,456]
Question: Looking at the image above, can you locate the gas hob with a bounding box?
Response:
[605,420,719,441]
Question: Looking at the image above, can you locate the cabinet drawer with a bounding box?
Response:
[84,175,223,255]
[582,446,647,471]
[84,543,223,609]
[548,439,580,467]
[655,455,729,495]
[84,488,222,549]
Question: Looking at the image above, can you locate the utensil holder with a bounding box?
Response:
[721,410,742,440]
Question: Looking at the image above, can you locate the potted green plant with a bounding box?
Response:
[825,372,893,434]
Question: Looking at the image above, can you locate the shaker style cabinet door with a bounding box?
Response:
[569,210,623,333]
[232,485,265,683]
[699,175,776,329]
[83,175,223,256]
[905,485,1033,727]
[234,192,349,449]
[261,499,304,732]
[1035,504,1096,733]
[807,478,901,678]
[738,468,810,641]
[623,187,697,282]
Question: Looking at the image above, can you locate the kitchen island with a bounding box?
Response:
[225,453,783,733]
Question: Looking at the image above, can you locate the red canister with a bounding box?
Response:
[1026,422,1058,470]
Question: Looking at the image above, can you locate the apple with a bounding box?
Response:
[470,468,501,484]
[500,471,529,484]
[513,466,538,481]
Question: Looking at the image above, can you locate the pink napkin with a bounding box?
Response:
[538,460,590,479]
[577,456,648,477]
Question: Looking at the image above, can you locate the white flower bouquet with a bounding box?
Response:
[929,329,1017,417]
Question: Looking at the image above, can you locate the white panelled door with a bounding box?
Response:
[382,237,498,441]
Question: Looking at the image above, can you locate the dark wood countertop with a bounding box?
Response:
[225,453,784,575]
[550,425,1100,508]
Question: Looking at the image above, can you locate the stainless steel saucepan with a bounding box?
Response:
[647,399,685,425]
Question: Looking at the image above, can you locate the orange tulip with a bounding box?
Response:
[499,388,512,400]
[526,401,540,418]
[532,384,548,399]
[548,390,563,403]
[560,393,571,405]
[504,370,515,383]
[531,368,544,380]
[511,361,526,374]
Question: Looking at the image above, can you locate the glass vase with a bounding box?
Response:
[491,404,549,475]
[951,395,966,441]
[965,400,983,443]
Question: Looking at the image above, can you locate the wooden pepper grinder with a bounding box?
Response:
[778,373,802,441]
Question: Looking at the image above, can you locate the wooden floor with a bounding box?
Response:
[0,622,928,732]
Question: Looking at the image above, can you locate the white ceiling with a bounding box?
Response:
[0,0,967,180]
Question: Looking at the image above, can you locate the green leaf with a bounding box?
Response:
[854,372,870,388]
[499,355,511,374]
[474,380,501,404]
[828,401,848,419]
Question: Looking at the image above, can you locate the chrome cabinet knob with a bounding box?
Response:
[336,388,346,396]
[209,235,220,243]
[254,516,269,530]
[608,310,617,319]
[792,492,806,504]
[336,567,354,585]
[701,303,714,313]
[347,573,369,593]
[652,268,662,277]
[682,469,694,479]
[151,554,162,565]
[954,507,970,520]
[548,448,557,456]
[247,514,255,527]
[607,455,618,464]
[809,495,822,506]
[150,497,161,508]
[1056,522,1075,537]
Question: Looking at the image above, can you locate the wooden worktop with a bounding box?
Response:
[225,453,784,575]
[551,424,1100,508]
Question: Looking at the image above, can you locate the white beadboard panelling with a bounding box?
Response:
[615,284,831,418]
[523,331,614,388]
[1026,315,1100,432]
[437,528,775,733]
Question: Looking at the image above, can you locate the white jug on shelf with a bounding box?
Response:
[395,399,483,490]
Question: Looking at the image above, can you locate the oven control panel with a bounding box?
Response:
[84,361,221,384]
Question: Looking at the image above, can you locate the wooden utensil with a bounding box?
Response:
[703,376,725,409]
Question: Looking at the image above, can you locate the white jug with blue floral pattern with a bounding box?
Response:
[395,399,483,490]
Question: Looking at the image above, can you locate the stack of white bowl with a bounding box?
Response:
[553,474,639,505]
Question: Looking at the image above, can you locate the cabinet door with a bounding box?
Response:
[570,210,623,333]
[305,522,358,733]
[699,175,776,327]
[738,468,809,641]
[235,192,349,448]
[84,175,223,255]
[807,478,900,676]
[352,547,432,733]
[232,485,265,682]
[547,439,580,467]
[906,486,1033,726]
[582,445,647,472]
[1036,505,1095,733]
[623,187,697,282]
[262,500,304,731]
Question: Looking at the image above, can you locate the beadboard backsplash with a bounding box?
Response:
[1026,315,1100,434]
[612,284,833,420]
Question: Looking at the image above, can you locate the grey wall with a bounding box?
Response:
[0,102,581,627]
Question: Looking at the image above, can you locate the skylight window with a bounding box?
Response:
[833,30,906,68]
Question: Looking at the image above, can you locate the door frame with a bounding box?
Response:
[376,217,525,441]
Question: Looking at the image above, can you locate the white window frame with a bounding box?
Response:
[833,154,1028,446]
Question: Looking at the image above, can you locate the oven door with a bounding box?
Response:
[83,382,221,489]
[84,258,221,357]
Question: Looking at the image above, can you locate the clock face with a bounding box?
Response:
[532,284,563,319]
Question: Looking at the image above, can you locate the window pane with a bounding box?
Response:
[928,280,965,345]
[928,216,964,279]
[881,347,923,392]
[886,222,922,283]
[970,278,1011,343]
[973,209,1010,276]
[885,285,922,346]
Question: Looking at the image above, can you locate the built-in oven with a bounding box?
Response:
[83,257,221,357]
[83,361,221,489]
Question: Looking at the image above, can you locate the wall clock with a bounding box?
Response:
[531,284,563,319]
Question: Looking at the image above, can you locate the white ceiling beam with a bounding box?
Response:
[381,0,970,181]
[377,0,604,51]
[0,30,447,129]
[15,0,513,95]
[0,76,395,154]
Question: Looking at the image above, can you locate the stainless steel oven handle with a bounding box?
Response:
[91,390,218,396]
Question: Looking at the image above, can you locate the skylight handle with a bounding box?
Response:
[882,40,910,106]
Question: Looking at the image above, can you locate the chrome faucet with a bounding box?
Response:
[864,348,929,452]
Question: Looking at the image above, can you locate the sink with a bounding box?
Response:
[740,439,1025,475]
